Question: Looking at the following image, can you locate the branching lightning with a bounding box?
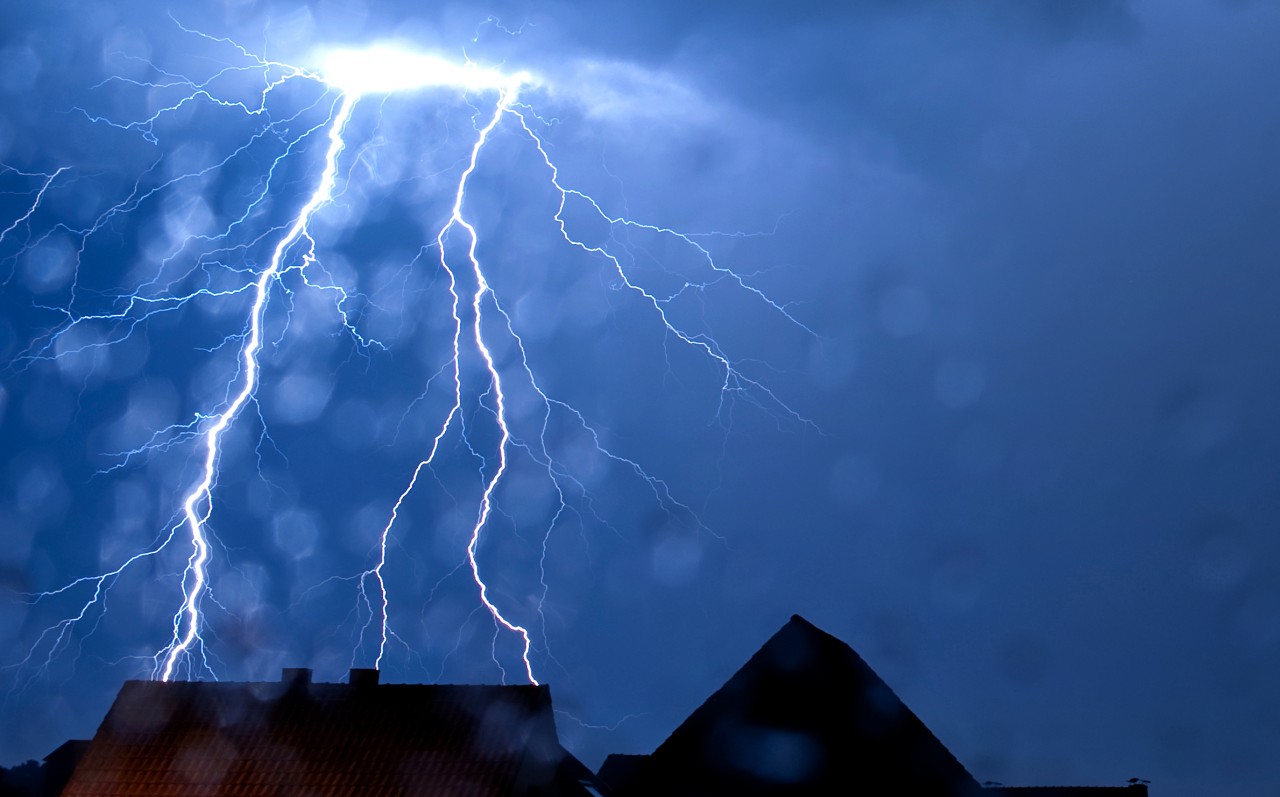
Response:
[2,24,813,695]
[156,93,360,680]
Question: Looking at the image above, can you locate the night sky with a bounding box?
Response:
[2,2,1278,796]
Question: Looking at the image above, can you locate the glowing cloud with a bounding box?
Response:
[319,44,532,96]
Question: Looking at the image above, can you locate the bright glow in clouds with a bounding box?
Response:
[320,45,532,96]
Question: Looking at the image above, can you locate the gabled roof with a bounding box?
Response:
[601,615,983,796]
[61,670,594,797]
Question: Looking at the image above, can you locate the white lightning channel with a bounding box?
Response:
[327,49,536,676]
[363,73,538,680]
[157,93,358,680]
[341,46,812,683]
[452,83,539,684]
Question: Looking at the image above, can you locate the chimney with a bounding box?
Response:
[281,667,312,686]
[349,668,380,688]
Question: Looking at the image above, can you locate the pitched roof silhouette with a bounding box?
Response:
[60,668,596,797]
[42,617,1150,796]
[600,614,984,796]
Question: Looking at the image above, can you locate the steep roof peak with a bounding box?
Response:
[634,613,981,795]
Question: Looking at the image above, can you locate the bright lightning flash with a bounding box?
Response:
[320,44,533,96]
[4,29,812,696]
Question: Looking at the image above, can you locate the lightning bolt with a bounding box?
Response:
[156,93,360,680]
[0,166,69,257]
[3,25,813,695]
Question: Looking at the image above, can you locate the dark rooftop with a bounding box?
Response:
[598,615,1147,797]
[61,669,595,797]
[600,614,984,796]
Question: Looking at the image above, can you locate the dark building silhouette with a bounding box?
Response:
[0,740,88,797]
[597,615,1147,796]
[36,615,1148,796]
[39,741,88,797]
[59,667,597,796]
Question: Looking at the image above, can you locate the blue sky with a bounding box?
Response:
[2,2,1278,795]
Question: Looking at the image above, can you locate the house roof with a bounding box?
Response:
[600,614,983,796]
[61,670,594,797]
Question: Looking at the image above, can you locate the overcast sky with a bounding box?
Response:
[2,2,1278,795]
